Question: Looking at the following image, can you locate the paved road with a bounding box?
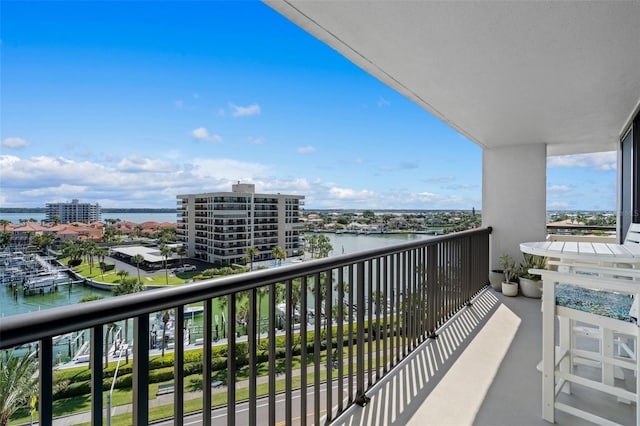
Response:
[153,380,345,426]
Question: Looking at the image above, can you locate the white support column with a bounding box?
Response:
[482,143,547,270]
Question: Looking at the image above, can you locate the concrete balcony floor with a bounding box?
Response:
[334,288,637,426]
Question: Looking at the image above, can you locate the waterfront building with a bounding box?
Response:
[177,183,305,264]
[45,199,101,224]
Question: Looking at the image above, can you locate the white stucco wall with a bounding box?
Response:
[482,144,547,270]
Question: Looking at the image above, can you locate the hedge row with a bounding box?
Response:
[51,321,396,401]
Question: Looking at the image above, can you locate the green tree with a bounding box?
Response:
[256,286,269,342]
[0,232,11,249]
[113,276,144,363]
[116,269,129,284]
[161,310,171,357]
[246,246,259,271]
[0,219,11,232]
[102,226,117,244]
[32,232,56,254]
[160,244,172,285]
[79,295,104,303]
[272,246,286,265]
[362,210,376,221]
[315,234,333,258]
[0,350,37,426]
[61,239,83,267]
[82,240,98,276]
[131,254,145,284]
[96,248,109,279]
[176,246,186,267]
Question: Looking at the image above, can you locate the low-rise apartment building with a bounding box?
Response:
[176,183,304,265]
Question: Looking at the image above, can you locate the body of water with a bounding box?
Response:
[1,231,434,319]
[320,232,433,256]
[0,212,178,224]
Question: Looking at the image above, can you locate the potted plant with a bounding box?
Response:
[499,254,519,296]
[519,253,546,298]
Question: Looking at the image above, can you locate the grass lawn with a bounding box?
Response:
[70,260,187,286]
[12,347,350,425]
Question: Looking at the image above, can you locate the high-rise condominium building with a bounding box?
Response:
[45,199,101,224]
[177,183,305,265]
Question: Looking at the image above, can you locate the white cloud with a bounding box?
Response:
[117,157,174,173]
[1,137,30,149]
[174,100,184,109]
[229,103,261,117]
[548,184,571,192]
[425,176,455,184]
[0,154,278,208]
[191,127,222,143]
[247,136,265,145]
[329,187,376,200]
[377,96,390,107]
[548,152,616,171]
[23,184,88,197]
[297,146,316,154]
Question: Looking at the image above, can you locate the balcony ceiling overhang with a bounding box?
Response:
[265,1,640,156]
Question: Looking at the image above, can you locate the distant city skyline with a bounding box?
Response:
[1,2,617,211]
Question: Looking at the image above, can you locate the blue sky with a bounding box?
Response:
[0,1,617,211]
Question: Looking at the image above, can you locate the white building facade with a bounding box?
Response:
[45,199,101,224]
[177,183,305,265]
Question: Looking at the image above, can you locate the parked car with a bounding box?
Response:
[172,264,196,273]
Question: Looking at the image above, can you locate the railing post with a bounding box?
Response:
[174,305,184,426]
[227,293,236,426]
[427,245,438,339]
[91,326,103,426]
[203,299,212,426]
[38,337,53,426]
[355,261,370,406]
[132,314,149,426]
[248,289,257,426]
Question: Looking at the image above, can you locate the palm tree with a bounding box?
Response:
[0,232,11,249]
[161,310,171,357]
[0,350,37,426]
[246,246,259,271]
[82,240,98,276]
[272,246,286,265]
[160,244,172,285]
[96,248,109,279]
[32,232,56,255]
[116,269,129,284]
[256,286,269,342]
[104,323,119,367]
[176,246,186,267]
[0,219,10,232]
[113,276,144,363]
[131,254,144,284]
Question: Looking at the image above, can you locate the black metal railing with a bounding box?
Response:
[0,228,490,425]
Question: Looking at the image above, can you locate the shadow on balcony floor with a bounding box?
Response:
[334,288,636,426]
